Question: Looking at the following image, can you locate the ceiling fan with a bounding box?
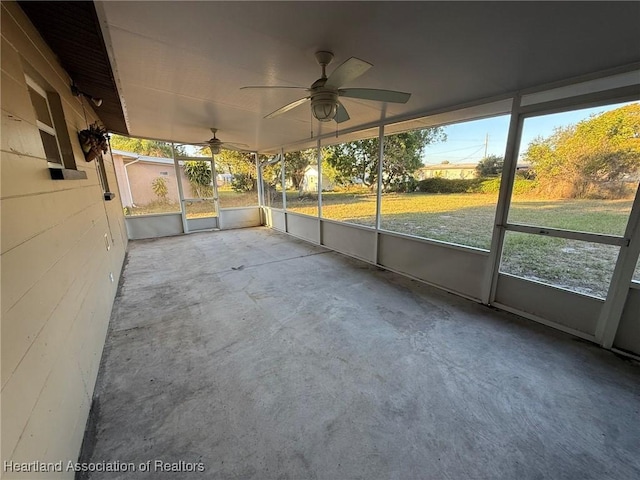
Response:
[192,128,248,154]
[241,51,411,124]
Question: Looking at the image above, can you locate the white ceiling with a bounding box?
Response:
[96,1,640,153]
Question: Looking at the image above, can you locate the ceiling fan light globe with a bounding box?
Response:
[209,144,221,154]
[311,91,339,122]
[312,102,337,122]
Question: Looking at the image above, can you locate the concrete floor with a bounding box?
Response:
[81,227,640,480]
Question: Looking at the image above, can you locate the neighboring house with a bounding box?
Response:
[300,164,335,192]
[218,173,233,185]
[417,162,531,180]
[112,150,229,207]
[111,150,187,207]
[417,163,479,179]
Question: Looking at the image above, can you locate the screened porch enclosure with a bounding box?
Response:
[119,70,640,359]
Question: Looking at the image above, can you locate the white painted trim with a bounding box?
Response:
[182,197,216,202]
[611,348,640,362]
[596,184,640,347]
[255,152,263,207]
[317,139,323,245]
[219,206,260,212]
[374,125,384,263]
[171,143,188,234]
[320,217,375,232]
[521,69,640,106]
[504,223,628,247]
[484,93,523,304]
[35,120,56,136]
[210,154,221,229]
[280,147,287,211]
[518,63,640,97]
[26,75,66,166]
[377,228,491,256]
[124,212,183,219]
[25,75,47,97]
[519,85,639,118]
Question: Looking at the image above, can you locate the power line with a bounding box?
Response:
[423,144,485,155]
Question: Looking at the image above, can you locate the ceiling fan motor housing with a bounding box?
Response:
[208,138,222,154]
[311,90,338,122]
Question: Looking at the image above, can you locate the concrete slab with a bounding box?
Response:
[80,227,640,480]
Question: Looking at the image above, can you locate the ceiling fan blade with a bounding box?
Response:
[339,88,411,104]
[265,96,310,119]
[335,102,350,124]
[325,57,373,89]
[241,86,308,90]
[221,142,251,152]
[221,145,250,152]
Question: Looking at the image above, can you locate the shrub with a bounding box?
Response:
[415,177,537,195]
[151,177,169,201]
[512,178,538,195]
[416,178,484,193]
[388,177,418,193]
[477,177,537,195]
[231,173,255,192]
[478,178,501,194]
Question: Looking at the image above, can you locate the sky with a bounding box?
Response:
[421,100,635,165]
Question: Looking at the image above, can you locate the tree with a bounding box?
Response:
[216,150,255,176]
[284,150,316,190]
[183,161,213,198]
[109,134,185,157]
[259,154,282,188]
[475,154,504,177]
[325,128,446,190]
[524,103,640,198]
[216,150,258,192]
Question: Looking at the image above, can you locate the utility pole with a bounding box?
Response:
[484,133,489,158]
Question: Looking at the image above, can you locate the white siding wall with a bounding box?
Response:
[1,2,127,477]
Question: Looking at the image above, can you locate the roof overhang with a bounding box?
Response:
[18,0,129,134]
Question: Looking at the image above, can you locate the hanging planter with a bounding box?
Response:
[78,123,109,162]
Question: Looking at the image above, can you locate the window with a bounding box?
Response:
[25,76,82,178]
[507,102,639,236]
[320,129,380,228]
[499,101,640,298]
[215,149,259,208]
[262,155,284,209]
[180,152,217,219]
[26,77,62,165]
[379,115,510,249]
[284,148,318,217]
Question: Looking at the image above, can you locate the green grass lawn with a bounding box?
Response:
[128,189,639,298]
[287,191,638,298]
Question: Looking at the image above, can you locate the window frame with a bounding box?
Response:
[26,76,64,168]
